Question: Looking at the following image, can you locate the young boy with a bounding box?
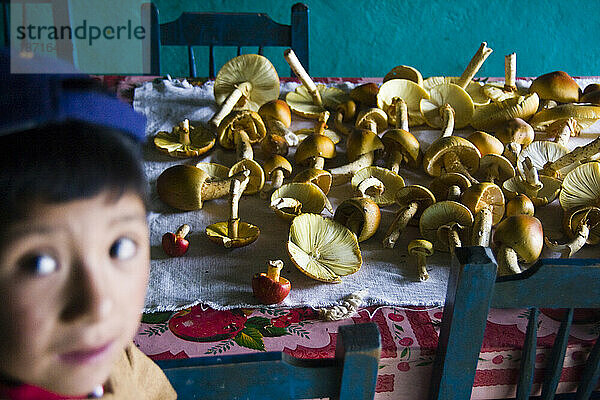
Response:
[0,51,176,399]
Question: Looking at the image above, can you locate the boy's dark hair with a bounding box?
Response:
[0,120,148,226]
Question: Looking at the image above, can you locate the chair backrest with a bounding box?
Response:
[429,246,600,400]
[157,322,381,400]
[143,2,309,79]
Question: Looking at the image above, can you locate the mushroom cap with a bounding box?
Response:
[333,197,381,242]
[355,108,388,133]
[476,154,515,183]
[214,54,280,110]
[258,99,292,128]
[423,136,481,177]
[420,83,474,129]
[581,89,600,105]
[461,182,506,225]
[336,100,357,122]
[563,206,600,245]
[383,65,423,85]
[467,131,504,156]
[419,201,473,252]
[430,172,472,201]
[471,93,539,131]
[483,82,526,103]
[292,168,332,195]
[345,128,384,162]
[285,84,349,119]
[217,109,267,150]
[529,71,580,104]
[287,213,362,283]
[295,128,341,144]
[381,128,420,166]
[407,239,434,256]
[494,118,535,146]
[350,83,379,107]
[294,134,337,165]
[270,182,330,222]
[506,194,535,217]
[156,164,209,211]
[516,140,572,176]
[263,154,293,178]
[493,215,544,264]
[228,159,265,195]
[394,185,436,217]
[351,166,405,206]
[559,162,600,211]
[529,104,600,131]
[503,175,562,207]
[206,221,260,248]
[154,122,216,158]
[260,133,289,157]
[194,162,230,180]
[377,79,430,126]
[583,83,600,96]
[423,77,490,106]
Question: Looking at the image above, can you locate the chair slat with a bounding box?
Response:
[188,46,196,78]
[258,46,264,55]
[516,308,539,400]
[208,45,214,79]
[575,333,600,400]
[237,46,241,56]
[540,308,574,400]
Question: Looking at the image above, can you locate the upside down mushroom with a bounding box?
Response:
[545,206,600,258]
[419,200,473,256]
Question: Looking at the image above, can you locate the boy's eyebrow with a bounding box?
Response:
[8,213,147,236]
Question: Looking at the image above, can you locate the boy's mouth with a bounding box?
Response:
[59,340,115,364]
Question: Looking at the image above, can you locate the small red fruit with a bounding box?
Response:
[252,260,291,305]
[162,224,190,257]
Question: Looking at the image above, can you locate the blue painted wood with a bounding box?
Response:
[158,322,380,400]
[428,246,497,400]
[144,2,309,78]
[430,247,600,400]
[516,307,539,400]
[541,308,574,400]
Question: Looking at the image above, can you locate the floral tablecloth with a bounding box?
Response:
[135,305,599,399]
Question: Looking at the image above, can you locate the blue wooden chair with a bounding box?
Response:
[429,246,600,400]
[157,322,381,400]
[142,2,309,79]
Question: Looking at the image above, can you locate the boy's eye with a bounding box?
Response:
[109,237,137,260]
[19,253,59,276]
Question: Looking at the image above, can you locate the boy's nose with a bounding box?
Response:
[60,258,113,324]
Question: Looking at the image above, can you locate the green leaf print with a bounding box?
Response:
[234,327,266,351]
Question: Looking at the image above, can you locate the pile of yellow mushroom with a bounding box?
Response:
[154,44,600,287]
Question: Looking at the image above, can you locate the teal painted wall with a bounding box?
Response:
[154,0,600,78]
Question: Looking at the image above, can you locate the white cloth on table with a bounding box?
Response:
[133,77,600,312]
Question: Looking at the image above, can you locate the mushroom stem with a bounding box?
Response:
[200,169,251,201]
[497,245,521,276]
[504,53,517,91]
[383,202,419,248]
[329,152,375,186]
[260,169,285,199]
[333,111,352,136]
[520,157,543,199]
[311,156,325,170]
[345,211,364,237]
[235,130,254,160]
[447,185,462,201]
[227,173,250,242]
[269,120,299,146]
[545,223,590,258]
[175,224,191,239]
[387,152,404,174]
[471,207,493,247]
[413,251,429,281]
[316,111,330,135]
[550,118,577,147]
[267,259,284,282]
[209,81,252,129]
[504,142,521,166]
[543,136,600,175]
[456,42,493,89]
[356,176,385,197]
[284,48,323,107]
[446,227,462,258]
[395,97,409,131]
[443,151,478,184]
[178,119,191,145]
[484,163,501,184]
[441,104,455,138]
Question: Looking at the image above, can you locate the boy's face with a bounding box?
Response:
[0,191,150,395]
